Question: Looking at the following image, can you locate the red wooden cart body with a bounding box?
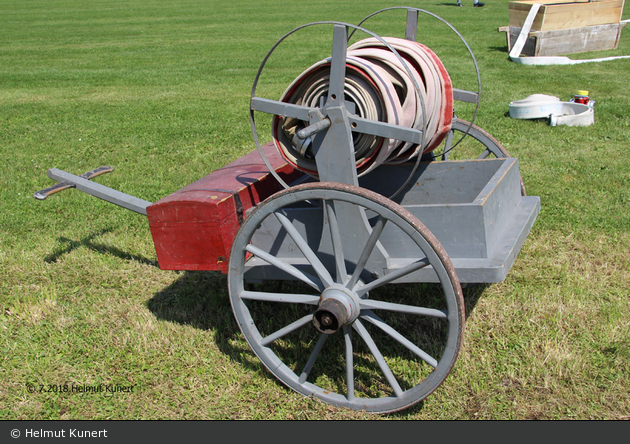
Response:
[146,143,303,272]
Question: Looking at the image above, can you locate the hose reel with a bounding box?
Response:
[273,36,454,178]
[250,9,482,194]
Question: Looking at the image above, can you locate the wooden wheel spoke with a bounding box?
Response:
[261,314,313,347]
[360,299,447,318]
[361,310,438,368]
[246,244,324,291]
[274,211,334,287]
[353,319,403,397]
[355,257,430,296]
[324,200,347,284]
[346,216,387,289]
[240,291,319,305]
[298,334,328,384]
[342,325,355,401]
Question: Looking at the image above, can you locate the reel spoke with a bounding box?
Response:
[250,97,311,121]
[327,24,348,107]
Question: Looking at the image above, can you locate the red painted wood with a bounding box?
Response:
[146,143,304,272]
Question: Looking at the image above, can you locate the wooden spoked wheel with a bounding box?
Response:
[228,182,465,413]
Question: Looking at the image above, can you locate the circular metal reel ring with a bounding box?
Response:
[446,119,527,195]
[354,7,481,159]
[249,21,428,192]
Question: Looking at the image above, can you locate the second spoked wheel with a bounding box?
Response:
[228,182,465,413]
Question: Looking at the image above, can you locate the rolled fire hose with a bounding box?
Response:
[273,37,453,177]
[508,94,594,126]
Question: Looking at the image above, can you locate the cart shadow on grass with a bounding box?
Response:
[43,229,486,415]
[145,267,487,416]
[44,228,158,267]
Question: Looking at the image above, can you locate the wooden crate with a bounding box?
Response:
[509,0,625,32]
[501,0,626,56]
[501,22,626,56]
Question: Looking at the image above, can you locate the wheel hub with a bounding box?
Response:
[313,285,361,334]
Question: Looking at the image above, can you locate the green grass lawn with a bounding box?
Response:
[1,0,629,419]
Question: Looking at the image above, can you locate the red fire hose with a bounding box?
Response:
[273,37,453,177]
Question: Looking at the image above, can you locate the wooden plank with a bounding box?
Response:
[510,0,587,8]
[510,0,618,8]
[543,0,623,13]
[536,25,622,55]
[509,0,624,31]
[506,22,624,56]
[509,8,546,29]
[540,8,623,31]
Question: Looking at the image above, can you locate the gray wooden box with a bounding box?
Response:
[362,158,540,283]
[245,158,540,285]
